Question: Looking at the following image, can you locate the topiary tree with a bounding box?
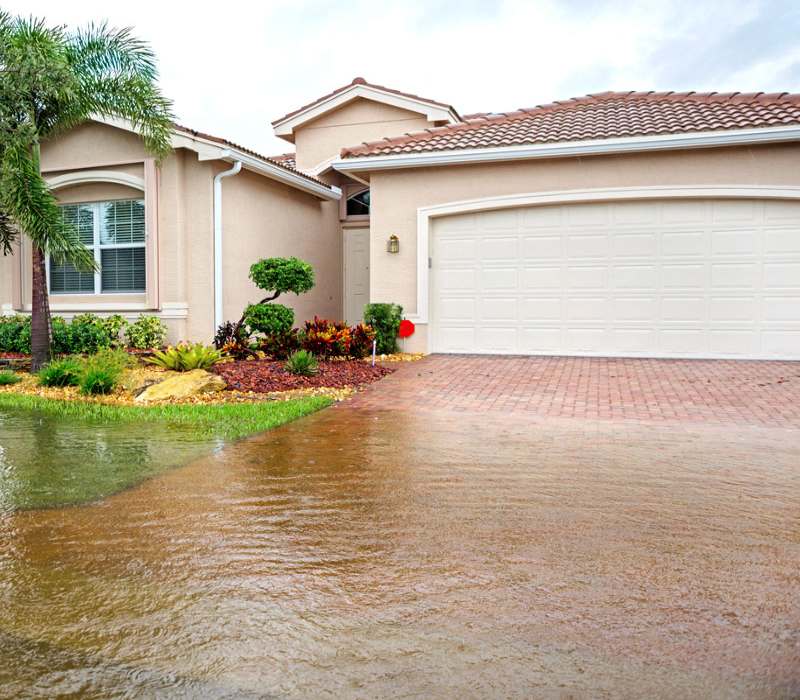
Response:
[234,257,314,337]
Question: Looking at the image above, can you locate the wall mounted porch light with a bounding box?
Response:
[386,234,400,254]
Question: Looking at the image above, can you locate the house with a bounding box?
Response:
[2,78,800,359]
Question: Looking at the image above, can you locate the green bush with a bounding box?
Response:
[38,357,84,387]
[79,366,120,395]
[100,314,129,347]
[0,315,31,353]
[65,313,112,354]
[284,349,318,376]
[260,329,301,360]
[363,303,403,354]
[0,369,21,385]
[146,342,222,371]
[245,303,294,336]
[249,257,314,297]
[125,315,167,350]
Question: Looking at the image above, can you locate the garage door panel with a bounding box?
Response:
[614,233,658,257]
[521,297,562,320]
[710,297,758,322]
[431,199,800,359]
[522,267,562,290]
[480,236,518,260]
[764,229,800,254]
[662,231,705,256]
[764,262,800,288]
[478,327,518,352]
[711,229,759,255]
[711,263,758,289]
[567,266,607,288]
[662,264,705,289]
[567,297,609,321]
[521,235,562,259]
[479,297,518,320]
[612,265,658,289]
[567,234,608,257]
[614,297,659,321]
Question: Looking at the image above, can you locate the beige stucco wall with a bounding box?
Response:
[368,143,800,352]
[293,98,434,171]
[1,121,343,345]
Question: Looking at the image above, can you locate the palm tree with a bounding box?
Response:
[0,13,173,369]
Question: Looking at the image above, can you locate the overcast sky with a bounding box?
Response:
[6,0,800,156]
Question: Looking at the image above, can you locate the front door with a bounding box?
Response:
[344,227,370,324]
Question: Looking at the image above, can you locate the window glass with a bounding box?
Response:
[50,199,146,294]
[346,189,370,216]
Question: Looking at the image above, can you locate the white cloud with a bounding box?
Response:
[5,0,799,155]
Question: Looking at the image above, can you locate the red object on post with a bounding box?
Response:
[398,319,415,338]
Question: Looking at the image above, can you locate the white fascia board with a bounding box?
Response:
[333,125,800,173]
[92,115,340,201]
[272,84,460,137]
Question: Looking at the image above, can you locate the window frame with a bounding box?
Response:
[47,198,147,296]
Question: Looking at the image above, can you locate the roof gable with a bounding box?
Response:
[272,77,461,142]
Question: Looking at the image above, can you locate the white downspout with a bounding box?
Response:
[213,160,242,333]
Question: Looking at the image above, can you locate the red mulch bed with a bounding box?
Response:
[0,352,28,359]
[212,358,393,393]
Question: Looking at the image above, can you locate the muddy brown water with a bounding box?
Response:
[1,405,799,698]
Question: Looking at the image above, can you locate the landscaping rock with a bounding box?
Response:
[134,369,226,403]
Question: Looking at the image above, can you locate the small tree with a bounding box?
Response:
[235,257,314,336]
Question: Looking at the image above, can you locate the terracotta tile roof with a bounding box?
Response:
[172,124,328,187]
[340,91,800,158]
[269,152,297,170]
[272,76,458,126]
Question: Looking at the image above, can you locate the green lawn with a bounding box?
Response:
[0,394,332,510]
[0,393,332,441]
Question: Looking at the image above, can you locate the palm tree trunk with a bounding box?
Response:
[30,244,51,370]
[29,140,52,371]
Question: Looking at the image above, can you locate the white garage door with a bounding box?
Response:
[430,199,800,359]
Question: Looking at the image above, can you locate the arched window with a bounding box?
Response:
[346,189,370,217]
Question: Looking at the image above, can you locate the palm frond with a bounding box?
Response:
[0,138,95,269]
[0,207,17,256]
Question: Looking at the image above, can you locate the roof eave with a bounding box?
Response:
[334,125,800,173]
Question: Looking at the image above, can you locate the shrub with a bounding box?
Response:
[0,370,21,385]
[249,257,314,298]
[260,329,301,360]
[66,313,112,354]
[38,357,84,387]
[146,342,222,371]
[101,315,129,347]
[301,317,351,359]
[245,303,294,336]
[349,323,376,359]
[214,321,256,360]
[285,349,318,376]
[125,315,167,350]
[363,303,403,354]
[0,315,31,353]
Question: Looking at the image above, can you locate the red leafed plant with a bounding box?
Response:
[301,317,351,359]
[349,323,376,359]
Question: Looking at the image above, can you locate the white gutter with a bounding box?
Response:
[213,160,242,333]
[333,125,800,173]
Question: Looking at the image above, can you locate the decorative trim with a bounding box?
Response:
[46,170,145,192]
[92,115,341,201]
[17,301,188,320]
[413,185,800,324]
[334,125,800,173]
[272,83,460,137]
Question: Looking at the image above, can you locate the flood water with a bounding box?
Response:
[0,405,799,698]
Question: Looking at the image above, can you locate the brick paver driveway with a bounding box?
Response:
[350,355,800,427]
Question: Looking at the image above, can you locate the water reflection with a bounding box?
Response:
[0,407,798,698]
